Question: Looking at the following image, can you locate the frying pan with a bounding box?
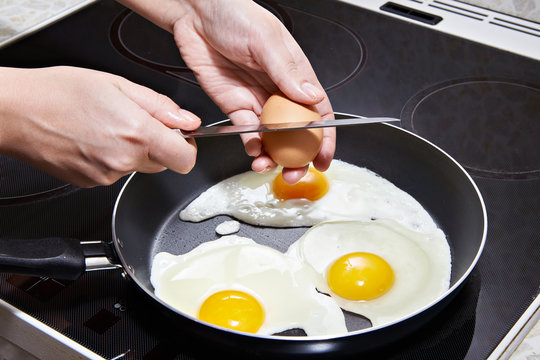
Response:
[0,117,487,358]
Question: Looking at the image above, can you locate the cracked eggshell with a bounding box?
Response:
[260,94,323,168]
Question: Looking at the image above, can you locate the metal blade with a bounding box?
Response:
[180,115,400,138]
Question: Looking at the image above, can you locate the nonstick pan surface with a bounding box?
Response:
[112,121,487,357]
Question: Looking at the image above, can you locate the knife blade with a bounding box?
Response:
[180,115,400,138]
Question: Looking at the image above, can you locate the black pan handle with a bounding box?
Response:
[0,237,119,280]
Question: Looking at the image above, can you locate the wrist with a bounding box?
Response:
[0,67,21,154]
[117,0,198,33]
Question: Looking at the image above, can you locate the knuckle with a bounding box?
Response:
[96,151,138,175]
[98,175,117,186]
[126,120,147,143]
[153,92,172,109]
[84,171,117,187]
[110,157,137,174]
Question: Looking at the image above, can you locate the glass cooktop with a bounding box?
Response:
[0,0,538,359]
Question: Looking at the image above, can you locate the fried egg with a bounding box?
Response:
[286,219,451,327]
[180,160,438,234]
[151,235,347,336]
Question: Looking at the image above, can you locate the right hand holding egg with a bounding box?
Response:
[167,0,336,184]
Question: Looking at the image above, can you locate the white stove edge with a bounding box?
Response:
[488,293,540,360]
[1,292,538,360]
[338,0,540,61]
[0,298,105,360]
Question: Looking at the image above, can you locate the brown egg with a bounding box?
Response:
[260,94,323,168]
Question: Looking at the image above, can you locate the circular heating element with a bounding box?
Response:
[0,156,73,205]
[110,3,365,91]
[401,79,540,179]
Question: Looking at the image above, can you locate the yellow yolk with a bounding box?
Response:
[273,167,329,201]
[327,252,394,301]
[198,290,265,333]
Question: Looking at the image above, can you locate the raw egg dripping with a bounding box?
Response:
[273,167,329,201]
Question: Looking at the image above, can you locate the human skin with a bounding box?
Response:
[0,66,200,187]
[0,0,335,187]
[119,0,336,183]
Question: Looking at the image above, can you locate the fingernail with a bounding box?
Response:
[177,109,199,123]
[301,82,321,101]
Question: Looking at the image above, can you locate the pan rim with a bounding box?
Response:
[111,117,487,342]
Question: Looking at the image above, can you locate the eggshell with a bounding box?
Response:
[260,94,323,168]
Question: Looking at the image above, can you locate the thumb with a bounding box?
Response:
[115,75,201,130]
[113,75,200,174]
[251,20,325,105]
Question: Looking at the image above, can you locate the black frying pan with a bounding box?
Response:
[0,119,487,358]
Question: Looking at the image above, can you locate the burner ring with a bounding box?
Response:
[0,183,77,206]
[401,78,540,180]
[0,156,76,206]
[110,2,365,92]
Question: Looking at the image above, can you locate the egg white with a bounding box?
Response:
[174,159,452,333]
[151,235,348,336]
[180,160,439,234]
[215,220,241,235]
[286,219,451,327]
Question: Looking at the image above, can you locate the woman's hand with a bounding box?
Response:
[173,0,336,183]
[120,0,336,183]
[0,66,200,187]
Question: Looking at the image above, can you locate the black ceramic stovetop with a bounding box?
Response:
[0,0,538,359]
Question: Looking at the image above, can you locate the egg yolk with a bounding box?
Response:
[198,290,265,333]
[273,167,329,201]
[327,252,394,301]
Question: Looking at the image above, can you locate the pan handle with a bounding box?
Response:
[0,238,121,280]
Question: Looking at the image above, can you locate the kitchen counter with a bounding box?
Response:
[464,0,539,21]
[511,317,540,359]
[0,0,96,48]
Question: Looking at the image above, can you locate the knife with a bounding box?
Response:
[180,114,400,138]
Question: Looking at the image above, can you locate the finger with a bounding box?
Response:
[313,96,335,122]
[144,121,199,174]
[250,17,324,105]
[156,108,201,130]
[113,77,200,173]
[251,154,277,173]
[229,109,263,157]
[313,127,336,172]
[243,135,263,157]
[281,166,309,184]
[248,13,335,127]
[135,162,167,174]
[115,76,201,130]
